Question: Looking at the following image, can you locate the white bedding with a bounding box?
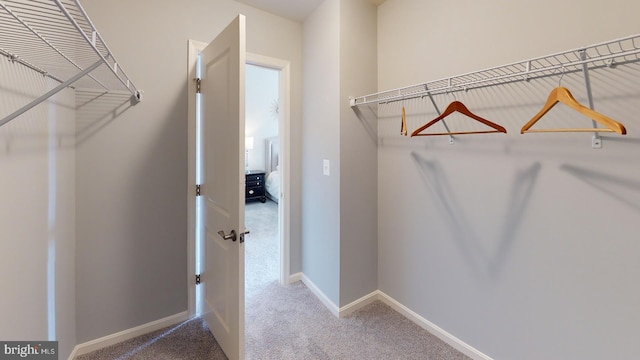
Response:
[265,136,280,203]
[265,169,279,202]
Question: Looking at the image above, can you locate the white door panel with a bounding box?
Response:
[200,14,246,360]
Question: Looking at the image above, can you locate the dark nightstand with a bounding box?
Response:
[245,170,266,203]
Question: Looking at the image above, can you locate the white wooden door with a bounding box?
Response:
[200,14,246,360]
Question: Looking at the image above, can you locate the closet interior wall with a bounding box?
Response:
[1,1,140,358]
[0,57,77,359]
[375,0,640,359]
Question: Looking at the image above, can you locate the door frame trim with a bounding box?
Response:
[246,52,292,287]
[187,39,206,317]
[187,40,292,316]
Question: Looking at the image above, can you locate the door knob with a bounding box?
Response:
[217,229,237,242]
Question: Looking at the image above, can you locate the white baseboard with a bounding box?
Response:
[377,291,493,360]
[291,272,491,360]
[69,311,190,359]
[338,290,379,318]
[73,277,488,360]
[299,273,340,317]
[297,273,379,318]
[289,272,302,283]
[67,346,79,360]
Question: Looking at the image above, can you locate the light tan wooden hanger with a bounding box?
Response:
[401,106,408,136]
[411,100,507,137]
[520,86,627,134]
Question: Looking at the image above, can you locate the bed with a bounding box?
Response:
[264,136,280,203]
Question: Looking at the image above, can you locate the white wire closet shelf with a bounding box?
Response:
[0,0,141,127]
[350,34,640,107]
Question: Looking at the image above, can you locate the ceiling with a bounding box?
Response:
[236,0,386,22]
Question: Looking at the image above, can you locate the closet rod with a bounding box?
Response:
[0,48,65,84]
[350,34,640,107]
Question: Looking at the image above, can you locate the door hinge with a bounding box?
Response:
[196,184,201,196]
[195,78,201,93]
[195,274,201,285]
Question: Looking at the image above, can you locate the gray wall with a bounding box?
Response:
[339,0,378,306]
[302,0,379,307]
[77,0,303,343]
[377,0,640,359]
[301,0,341,304]
[0,60,76,359]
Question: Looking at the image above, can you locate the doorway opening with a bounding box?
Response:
[244,63,280,299]
[187,41,292,317]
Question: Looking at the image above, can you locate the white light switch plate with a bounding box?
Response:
[323,159,330,176]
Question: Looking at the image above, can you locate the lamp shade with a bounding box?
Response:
[245,136,254,150]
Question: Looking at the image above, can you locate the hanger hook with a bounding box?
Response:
[558,66,566,87]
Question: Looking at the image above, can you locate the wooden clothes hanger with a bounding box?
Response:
[411,100,507,137]
[520,86,627,134]
[401,106,408,136]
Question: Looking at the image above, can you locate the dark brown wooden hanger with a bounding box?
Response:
[411,100,507,137]
[521,86,626,134]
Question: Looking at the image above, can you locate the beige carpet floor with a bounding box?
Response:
[76,200,471,360]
